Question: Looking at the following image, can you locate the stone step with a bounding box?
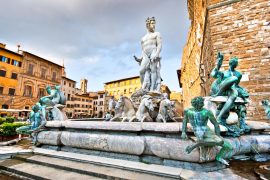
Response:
[13,154,173,180]
[32,148,245,180]
[33,147,182,179]
[0,158,103,180]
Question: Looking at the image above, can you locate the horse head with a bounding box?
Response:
[142,95,154,112]
[109,98,116,111]
[115,96,125,110]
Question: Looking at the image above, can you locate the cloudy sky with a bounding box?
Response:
[0,0,190,91]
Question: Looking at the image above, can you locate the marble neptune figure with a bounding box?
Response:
[134,17,162,92]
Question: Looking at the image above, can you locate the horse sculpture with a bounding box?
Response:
[110,96,136,122]
[156,97,176,123]
[135,95,154,122]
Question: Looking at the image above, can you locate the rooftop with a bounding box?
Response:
[104,75,139,84]
[0,46,23,57]
[23,51,63,68]
[62,76,77,83]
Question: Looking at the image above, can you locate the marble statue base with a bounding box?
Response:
[204,96,250,137]
[36,121,270,170]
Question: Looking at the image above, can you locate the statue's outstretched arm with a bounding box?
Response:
[208,110,221,136]
[133,55,142,64]
[211,52,224,78]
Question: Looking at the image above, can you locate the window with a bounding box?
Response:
[100,94,103,98]
[1,56,10,64]
[1,56,5,62]
[52,72,57,81]
[129,88,132,93]
[11,60,19,66]
[124,89,126,94]
[0,70,6,77]
[24,85,32,97]
[38,88,45,97]
[2,104,8,109]
[99,101,103,106]
[28,64,34,75]
[8,88,15,95]
[0,87,3,94]
[69,83,71,87]
[41,68,46,78]
[64,81,66,85]
[73,84,75,88]
[67,94,71,101]
[11,73,17,79]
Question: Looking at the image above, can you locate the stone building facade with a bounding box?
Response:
[180,0,270,121]
[170,91,183,103]
[104,76,171,100]
[14,51,63,110]
[72,93,94,118]
[61,75,76,118]
[93,91,106,117]
[104,76,141,99]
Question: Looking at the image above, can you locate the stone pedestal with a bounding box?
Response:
[204,96,250,137]
[36,121,270,170]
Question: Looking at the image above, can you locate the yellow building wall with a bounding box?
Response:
[104,77,141,99]
[170,91,183,102]
[0,48,22,95]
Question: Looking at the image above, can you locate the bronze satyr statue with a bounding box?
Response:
[181,96,233,165]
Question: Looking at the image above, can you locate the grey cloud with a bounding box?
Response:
[0,0,190,91]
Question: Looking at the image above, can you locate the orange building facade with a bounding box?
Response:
[0,43,23,113]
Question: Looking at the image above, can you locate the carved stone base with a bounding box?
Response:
[36,121,270,167]
[40,145,226,172]
[204,96,250,137]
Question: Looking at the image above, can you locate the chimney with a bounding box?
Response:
[17,44,21,52]
[0,43,6,48]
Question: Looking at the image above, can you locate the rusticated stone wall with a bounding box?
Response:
[181,0,270,121]
[180,0,207,108]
